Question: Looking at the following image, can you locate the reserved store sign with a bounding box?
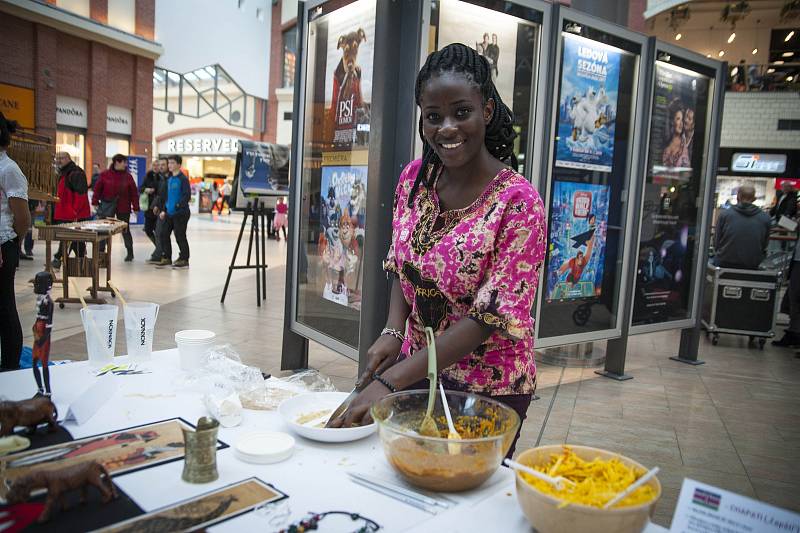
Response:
[671,478,800,532]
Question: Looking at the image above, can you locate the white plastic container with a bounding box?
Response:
[123,302,159,362]
[174,330,216,370]
[235,431,295,464]
[81,304,119,367]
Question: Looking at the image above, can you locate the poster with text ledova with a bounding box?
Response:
[632,63,709,325]
[546,181,610,301]
[319,166,367,310]
[322,0,375,151]
[555,34,621,173]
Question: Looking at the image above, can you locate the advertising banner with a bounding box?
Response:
[318,165,367,310]
[632,61,710,325]
[545,181,609,301]
[237,141,290,196]
[127,155,147,225]
[554,34,621,173]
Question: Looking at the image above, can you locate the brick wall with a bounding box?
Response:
[91,0,108,24]
[263,0,284,143]
[720,92,800,149]
[135,0,155,41]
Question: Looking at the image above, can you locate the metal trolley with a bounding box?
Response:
[701,264,783,348]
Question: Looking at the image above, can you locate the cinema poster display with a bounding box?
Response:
[322,0,375,151]
[632,61,711,326]
[555,34,622,173]
[545,181,610,301]
[318,165,367,310]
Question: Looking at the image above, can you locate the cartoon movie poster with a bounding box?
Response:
[555,35,622,173]
[319,166,367,310]
[649,62,707,176]
[323,0,376,150]
[546,181,609,301]
[437,0,519,108]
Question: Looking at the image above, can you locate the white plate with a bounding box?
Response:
[235,431,295,464]
[279,391,376,443]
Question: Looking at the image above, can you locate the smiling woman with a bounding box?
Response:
[331,44,547,459]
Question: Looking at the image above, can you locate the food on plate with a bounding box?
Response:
[295,409,333,427]
[519,446,658,509]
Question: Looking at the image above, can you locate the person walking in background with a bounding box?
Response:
[274,196,288,240]
[0,112,32,370]
[21,198,37,260]
[158,155,191,269]
[92,154,139,262]
[52,152,91,269]
[141,157,166,263]
[90,163,101,189]
[771,180,798,222]
[221,179,232,211]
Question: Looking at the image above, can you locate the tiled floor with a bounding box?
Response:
[10,215,800,527]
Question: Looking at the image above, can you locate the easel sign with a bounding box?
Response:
[222,141,290,307]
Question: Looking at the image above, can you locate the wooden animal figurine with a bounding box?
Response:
[5,461,118,523]
[0,396,58,437]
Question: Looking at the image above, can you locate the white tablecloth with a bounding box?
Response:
[0,350,668,532]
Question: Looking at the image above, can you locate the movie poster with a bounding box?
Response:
[632,62,710,325]
[545,181,610,301]
[437,0,519,107]
[323,0,375,150]
[318,165,367,310]
[554,35,622,173]
[237,141,290,195]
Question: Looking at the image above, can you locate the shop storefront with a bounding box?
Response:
[0,82,35,131]
[715,148,800,208]
[56,95,88,170]
[106,105,132,164]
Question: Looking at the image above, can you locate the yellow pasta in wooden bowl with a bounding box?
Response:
[514,445,661,533]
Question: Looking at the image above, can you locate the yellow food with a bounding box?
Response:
[295,409,332,427]
[520,446,657,509]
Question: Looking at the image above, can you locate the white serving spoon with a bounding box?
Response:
[603,466,660,509]
[504,458,576,491]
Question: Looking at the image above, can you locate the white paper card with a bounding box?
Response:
[63,376,117,425]
[778,215,798,232]
[671,478,800,533]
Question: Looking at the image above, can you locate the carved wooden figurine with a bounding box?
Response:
[5,461,118,522]
[0,396,58,437]
[32,271,54,396]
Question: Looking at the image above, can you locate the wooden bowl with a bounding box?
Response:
[514,445,661,533]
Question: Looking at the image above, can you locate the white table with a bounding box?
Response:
[0,350,668,532]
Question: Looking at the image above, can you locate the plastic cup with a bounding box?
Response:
[123,302,160,362]
[80,304,119,367]
[175,330,216,370]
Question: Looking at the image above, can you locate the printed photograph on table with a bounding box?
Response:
[98,478,286,533]
[555,34,621,173]
[545,181,609,301]
[0,419,228,499]
[323,1,375,150]
[318,165,367,309]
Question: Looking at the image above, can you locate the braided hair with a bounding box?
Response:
[409,43,517,207]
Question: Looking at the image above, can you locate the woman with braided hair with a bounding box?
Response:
[330,44,546,457]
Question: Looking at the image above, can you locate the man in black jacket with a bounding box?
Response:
[714,185,771,269]
[770,180,798,221]
[145,157,168,264]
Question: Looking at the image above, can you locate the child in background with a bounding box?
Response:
[274,197,288,241]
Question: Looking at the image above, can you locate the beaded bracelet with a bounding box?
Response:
[373,373,398,393]
[380,327,405,343]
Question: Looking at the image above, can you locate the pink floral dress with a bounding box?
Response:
[384,159,547,395]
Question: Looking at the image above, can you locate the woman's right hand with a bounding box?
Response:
[356,335,402,389]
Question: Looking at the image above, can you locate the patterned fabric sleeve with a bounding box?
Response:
[468,182,546,340]
[383,159,421,276]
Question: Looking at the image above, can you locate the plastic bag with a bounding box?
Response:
[244,369,337,410]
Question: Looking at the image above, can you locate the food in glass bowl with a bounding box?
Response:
[370,390,520,492]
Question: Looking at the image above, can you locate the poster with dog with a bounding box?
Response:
[323,0,376,151]
[554,34,622,173]
[545,181,609,301]
[437,0,519,109]
[319,165,367,310]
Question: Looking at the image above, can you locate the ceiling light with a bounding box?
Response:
[786,31,795,42]
[728,32,736,43]
[774,60,785,65]
[718,50,725,57]
[767,68,775,73]
[782,52,794,57]
[788,76,795,82]
[752,47,758,55]
[675,33,682,40]
[731,67,739,77]
[706,54,712,58]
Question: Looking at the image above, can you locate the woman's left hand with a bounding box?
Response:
[328,380,390,428]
